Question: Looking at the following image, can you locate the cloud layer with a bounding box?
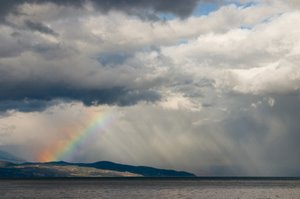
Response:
[0,0,299,176]
[0,0,205,22]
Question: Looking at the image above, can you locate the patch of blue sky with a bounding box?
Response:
[260,12,284,23]
[233,1,257,8]
[157,1,256,20]
[193,2,219,16]
[193,1,257,17]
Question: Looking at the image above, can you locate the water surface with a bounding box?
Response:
[0,179,300,199]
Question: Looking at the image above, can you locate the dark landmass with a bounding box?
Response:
[0,160,195,178]
[78,161,195,177]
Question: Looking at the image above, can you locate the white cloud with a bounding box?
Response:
[1,2,295,98]
[162,11,300,95]
[158,91,202,111]
[218,61,300,94]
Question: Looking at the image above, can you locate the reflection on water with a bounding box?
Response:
[0,179,300,199]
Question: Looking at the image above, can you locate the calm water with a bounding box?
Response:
[0,179,300,199]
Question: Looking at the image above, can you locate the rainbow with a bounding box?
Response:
[38,110,114,162]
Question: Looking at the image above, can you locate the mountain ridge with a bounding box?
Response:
[0,160,195,178]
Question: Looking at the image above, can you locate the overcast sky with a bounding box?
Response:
[0,0,300,176]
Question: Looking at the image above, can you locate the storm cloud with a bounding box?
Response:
[24,20,58,36]
[0,0,208,21]
[0,0,299,176]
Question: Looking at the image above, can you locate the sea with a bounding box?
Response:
[0,178,300,199]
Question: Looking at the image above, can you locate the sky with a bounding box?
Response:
[0,0,300,176]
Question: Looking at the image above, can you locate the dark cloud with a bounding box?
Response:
[0,0,204,21]
[0,44,23,58]
[0,100,56,113]
[24,20,58,36]
[0,80,161,112]
[91,0,200,18]
[31,43,74,60]
[0,31,28,58]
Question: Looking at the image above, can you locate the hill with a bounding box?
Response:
[0,160,195,178]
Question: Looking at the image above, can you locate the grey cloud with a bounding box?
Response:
[1,88,299,176]
[213,92,300,176]
[0,22,60,58]
[0,80,161,112]
[31,43,74,60]
[0,36,163,111]
[0,32,58,58]
[97,52,132,66]
[0,0,214,21]
[0,32,27,58]
[24,20,58,36]
[90,0,200,18]
[0,100,58,113]
[72,93,300,176]
[0,0,299,177]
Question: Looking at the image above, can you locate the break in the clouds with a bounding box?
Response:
[0,0,300,176]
